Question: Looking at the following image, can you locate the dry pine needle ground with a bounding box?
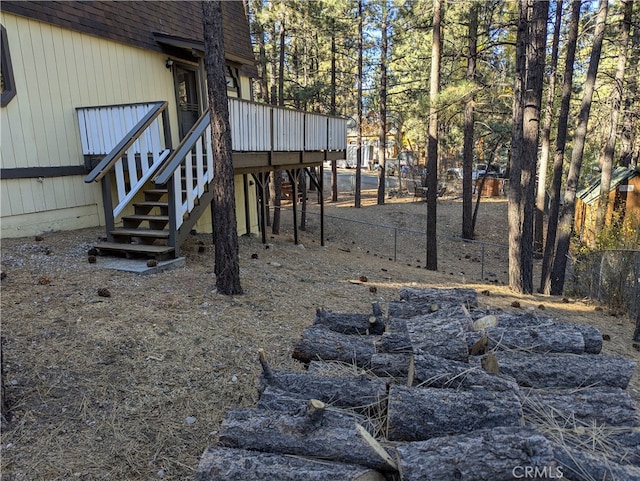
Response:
[1,195,638,481]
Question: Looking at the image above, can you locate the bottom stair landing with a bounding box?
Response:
[94,254,185,274]
[94,241,175,261]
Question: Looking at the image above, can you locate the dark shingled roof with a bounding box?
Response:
[1,1,256,69]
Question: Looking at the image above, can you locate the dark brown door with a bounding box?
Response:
[175,64,200,139]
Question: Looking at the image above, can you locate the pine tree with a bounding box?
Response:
[202,0,242,295]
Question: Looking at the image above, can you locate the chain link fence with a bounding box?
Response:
[270,205,510,285]
[567,249,640,329]
[269,204,639,336]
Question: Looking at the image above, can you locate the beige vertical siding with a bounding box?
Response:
[193,175,259,236]
[0,13,180,237]
[1,12,258,239]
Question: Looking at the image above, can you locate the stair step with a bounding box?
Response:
[95,242,175,260]
[134,201,168,208]
[122,214,170,222]
[110,228,170,238]
[145,189,168,195]
[144,189,169,202]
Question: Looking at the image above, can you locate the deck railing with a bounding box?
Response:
[80,98,345,249]
[81,101,171,228]
[154,99,346,245]
[154,111,213,233]
[227,98,347,152]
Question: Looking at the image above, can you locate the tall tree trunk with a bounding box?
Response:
[462,3,478,240]
[540,0,581,294]
[472,139,502,234]
[620,6,639,168]
[251,0,269,104]
[534,0,562,253]
[551,0,609,295]
[507,0,528,293]
[292,39,300,110]
[269,23,277,106]
[271,13,286,235]
[426,0,442,271]
[519,0,548,293]
[355,0,363,208]
[202,0,242,295]
[330,19,338,202]
[377,1,389,206]
[595,0,633,235]
[278,15,285,107]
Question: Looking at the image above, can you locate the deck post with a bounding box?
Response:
[260,173,267,244]
[300,169,307,231]
[101,173,115,242]
[320,162,325,247]
[243,174,251,235]
[166,172,179,252]
[289,169,299,245]
[254,172,268,244]
[161,107,172,150]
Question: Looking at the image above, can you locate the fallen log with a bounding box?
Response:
[219,401,398,472]
[412,353,519,392]
[484,325,586,354]
[314,304,385,335]
[390,302,472,325]
[376,319,412,354]
[391,287,478,316]
[405,311,470,361]
[399,286,479,302]
[369,353,413,380]
[612,428,640,465]
[495,313,603,354]
[257,386,381,436]
[258,370,388,410]
[556,322,602,354]
[464,325,601,355]
[473,352,636,389]
[386,385,523,441]
[196,446,386,481]
[292,325,378,368]
[553,444,640,481]
[256,386,311,412]
[395,427,557,481]
[521,386,640,427]
[306,360,368,377]
[545,427,640,467]
[495,312,555,329]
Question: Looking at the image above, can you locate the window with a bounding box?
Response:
[1,24,17,107]
[225,66,238,93]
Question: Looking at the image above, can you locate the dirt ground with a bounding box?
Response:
[1,191,638,481]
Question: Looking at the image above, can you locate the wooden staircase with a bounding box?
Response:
[95,187,176,260]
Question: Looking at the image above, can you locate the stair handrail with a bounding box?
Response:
[154,108,211,186]
[84,101,168,183]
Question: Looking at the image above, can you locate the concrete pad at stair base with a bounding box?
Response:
[97,257,185,274]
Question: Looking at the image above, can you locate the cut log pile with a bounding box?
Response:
[196,288,640,481]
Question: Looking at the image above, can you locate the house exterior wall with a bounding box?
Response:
[193,175,258,236]
[575,175,640,247]
[1,12,181,237]
[1,10,259,239]
[623,176,640,234]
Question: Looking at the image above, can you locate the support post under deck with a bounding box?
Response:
[288,169,299,245]
[320,164,325,246]
[243,174,251,236]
